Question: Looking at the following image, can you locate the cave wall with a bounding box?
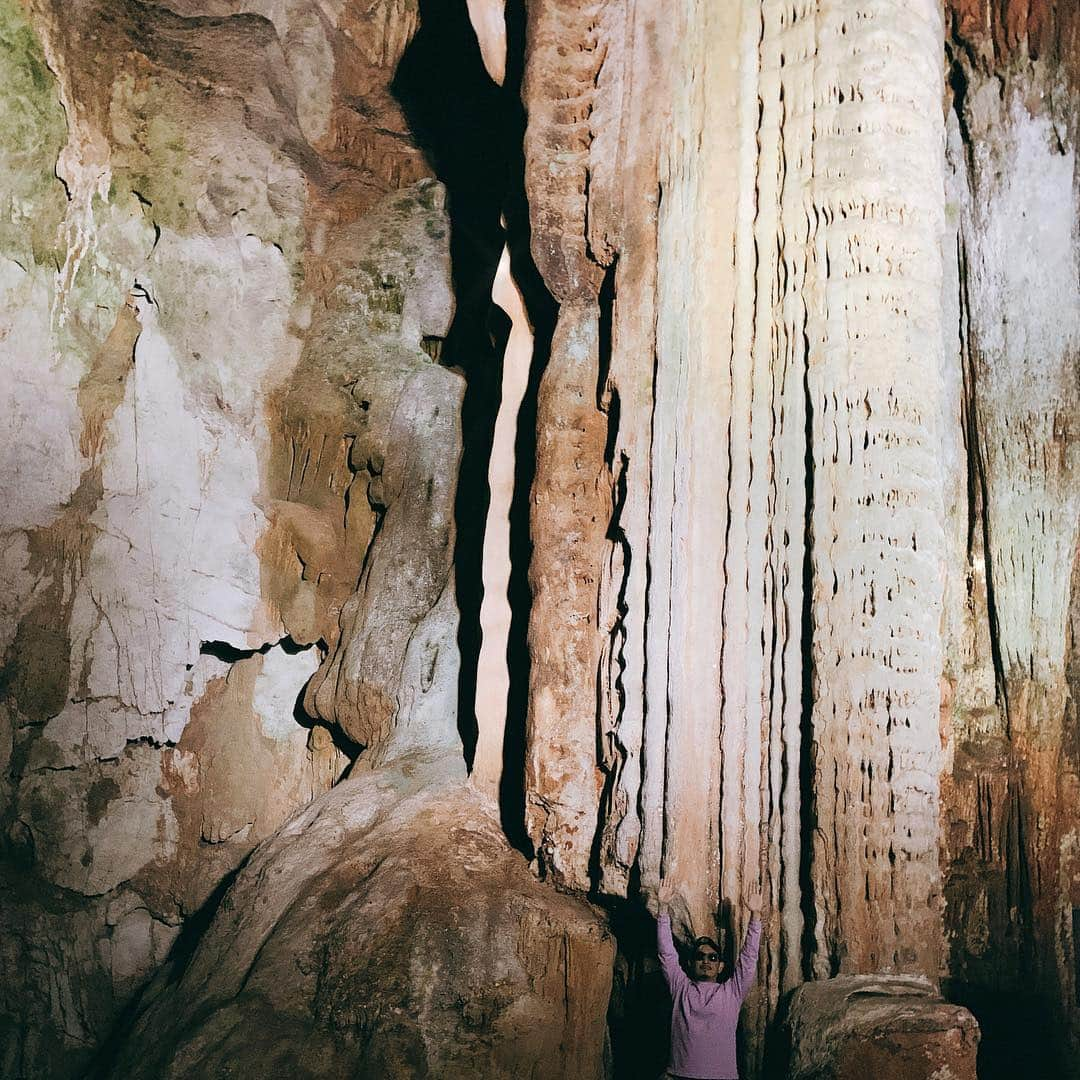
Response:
[518,0,1077,1073]
[0,0,1076,1077]
[0,1,620,1075]
[940,0,1080,1070]
[0,0,467,1072]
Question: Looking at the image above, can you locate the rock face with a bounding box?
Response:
[103,754,614,1080]
[515,0,1076,1075]
[939,2,1080,1073]
[519,0,951,986]
[784,975,979,1080]
[0,0,1077,1077]
[0,0,466,1072]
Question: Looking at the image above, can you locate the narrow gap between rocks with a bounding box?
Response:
[392,0,553,854]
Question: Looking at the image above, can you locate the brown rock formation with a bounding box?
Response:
[103,754,614,1080]
[784,975,980,1080]
[939,0,1080,1071]
[515,0,1073,1075]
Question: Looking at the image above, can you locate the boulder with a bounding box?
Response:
[784,975,979,1080]
[104,755,614,1080]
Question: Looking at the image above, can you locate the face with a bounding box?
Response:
[692,944,724,982]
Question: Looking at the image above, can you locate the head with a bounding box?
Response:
[691,936,725,982]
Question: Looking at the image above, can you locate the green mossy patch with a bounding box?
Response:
[107,71,304,266]
[0,0,68,267]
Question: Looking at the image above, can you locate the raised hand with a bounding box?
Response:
[658,879,676,910]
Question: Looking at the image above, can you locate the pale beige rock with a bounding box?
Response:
[287,182,464,763]
[804,0,948,980]
[938,10,1080,1068]
[0,5,352,1068]
[466,0,506,86]
[2,1,1079,1078]
[472,244,532,797]
[104,759,614,1080]
[18,744,180,896]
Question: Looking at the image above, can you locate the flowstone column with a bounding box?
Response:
[805,0,948,978]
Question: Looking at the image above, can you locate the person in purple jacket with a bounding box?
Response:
[655,883,763,1080]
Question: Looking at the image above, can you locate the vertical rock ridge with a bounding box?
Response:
[941,2,1080,1068]
[520,0,615,889]
[805,0,947,979]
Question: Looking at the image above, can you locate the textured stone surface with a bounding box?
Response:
[519,0,613,890]
[0,2,455,1072]
[277,179,463,764]
[785,975,979,1080]
[104,756,614,1080]
[515,1,1071,1076]
[1,0,1078,1077]
[939,3,1080,1072]
[804,0,948,980]
[520,0,950,1008]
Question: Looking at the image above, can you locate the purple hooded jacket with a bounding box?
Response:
[657,913,762,1079]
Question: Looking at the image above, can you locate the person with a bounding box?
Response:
[655,883,763,1080]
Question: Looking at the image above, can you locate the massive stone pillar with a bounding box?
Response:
[520,1,950,1067]
[804,0,948,979]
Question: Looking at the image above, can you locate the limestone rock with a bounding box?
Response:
[0,869,178,1078]
[266,179,464,762]
[939,3,1080,1071]
[2,0,1078,1077]
[104,757,614,1080]
[784,976,979,1080]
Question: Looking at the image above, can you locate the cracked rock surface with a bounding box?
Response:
[1,0,1078,1077]
[104,752,613,1080]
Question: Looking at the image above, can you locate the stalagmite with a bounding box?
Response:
[473,243,533,797]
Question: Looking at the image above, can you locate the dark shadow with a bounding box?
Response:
[391,0,513,778]
[944,982,1067,1080]
[83,857,249,1078]
[759,987,796,1080]
[603,899,672,1080]
[799,333,819,979]
[391,0,553,855]
[162,861,245,978]
[198,634,313,664]
[586,261,625,887]
[290,676,365,768]
[497,3,556,856]
[199,639,262,663]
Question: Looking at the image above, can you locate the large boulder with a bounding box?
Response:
[103,754,615,1080]
[784,975,979,1080]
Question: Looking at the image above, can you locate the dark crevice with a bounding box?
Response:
[392,0,512,782]
[498,4,555,848]
[600,898,672,1080]
[198,634,313,664]
[944,981,1068,1080]
[1073,907,1080,1007]
[588,260,626,893]
[946,50,977,175]
[392,0,549,858]
[956,227,1010,725]
[798,324,818,981]
[84,857,250,1079]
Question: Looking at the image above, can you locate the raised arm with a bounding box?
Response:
[657,913,689,995]
[729,908,763,1000]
